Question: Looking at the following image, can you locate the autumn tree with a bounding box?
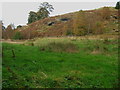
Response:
[85,11,104,35]
[4,24,14,39]
[100,7,111,20]
[86,11,105,34]
[73,11,87,36]
[85,13,95,34]
[94,21,104,34]
[63,23,73,36]
[73,10,105,35]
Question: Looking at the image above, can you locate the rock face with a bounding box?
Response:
[60,18,70,22]
[111,15,118,19]
[48,22,55,26]
[47,18,70,26]
[112,29,119,32]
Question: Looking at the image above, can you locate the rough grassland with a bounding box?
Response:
[2,38,118,88]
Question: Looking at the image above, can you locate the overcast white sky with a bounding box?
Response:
[0,0,119,27]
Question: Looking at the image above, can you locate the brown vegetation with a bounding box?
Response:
[40,42,79,53]
[2,7,118,40]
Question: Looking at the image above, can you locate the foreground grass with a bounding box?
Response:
[2,38,118,88]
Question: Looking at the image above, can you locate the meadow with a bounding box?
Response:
[2,37,118,88]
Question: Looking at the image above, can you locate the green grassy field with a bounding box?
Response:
[2,38,118,88]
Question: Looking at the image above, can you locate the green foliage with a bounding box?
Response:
[115,1,120,9]
[17,25,22,29]
[66,30,73,36]
[37,8,49,20]
[37,2,54,20]
[28,11,37,24]
[12,32,23,40]
[28,2,54,24]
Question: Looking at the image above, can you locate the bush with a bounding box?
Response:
[40,42,78,53]
[66,30,73,36]
[12,32,23,40]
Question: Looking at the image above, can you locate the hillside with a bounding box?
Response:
[2,7,119,39]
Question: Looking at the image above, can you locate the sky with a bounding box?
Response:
[0,0,119,27]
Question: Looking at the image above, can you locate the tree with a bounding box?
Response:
[17,25,22,29]
[37,2,54,20]
[12,32,23,40]
[94,21,104,34]
[6,25,12,31]
[85,13,94,35]
[86,12,105,34]
[0,20,5,30]
[63,23,73,36]
[28,2,54,24]
[73,11,87,36]
[100,7,111,20]
[28,11,37,24]
[5,24,14,39]
[115,1,120,9]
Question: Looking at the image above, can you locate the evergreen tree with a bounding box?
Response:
[37,2,54,20]
[28,11,37,24]
[115,1,120,9]
[28,2,54,24]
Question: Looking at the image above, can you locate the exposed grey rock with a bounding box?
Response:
[48,22,55,26]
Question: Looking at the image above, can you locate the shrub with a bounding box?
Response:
[17,25,22,29]
[12,32,23,40]
[66,30,73,36]
[84,40,111,54]
[40,42,78,53]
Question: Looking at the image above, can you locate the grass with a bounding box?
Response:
[2,38,118,88]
